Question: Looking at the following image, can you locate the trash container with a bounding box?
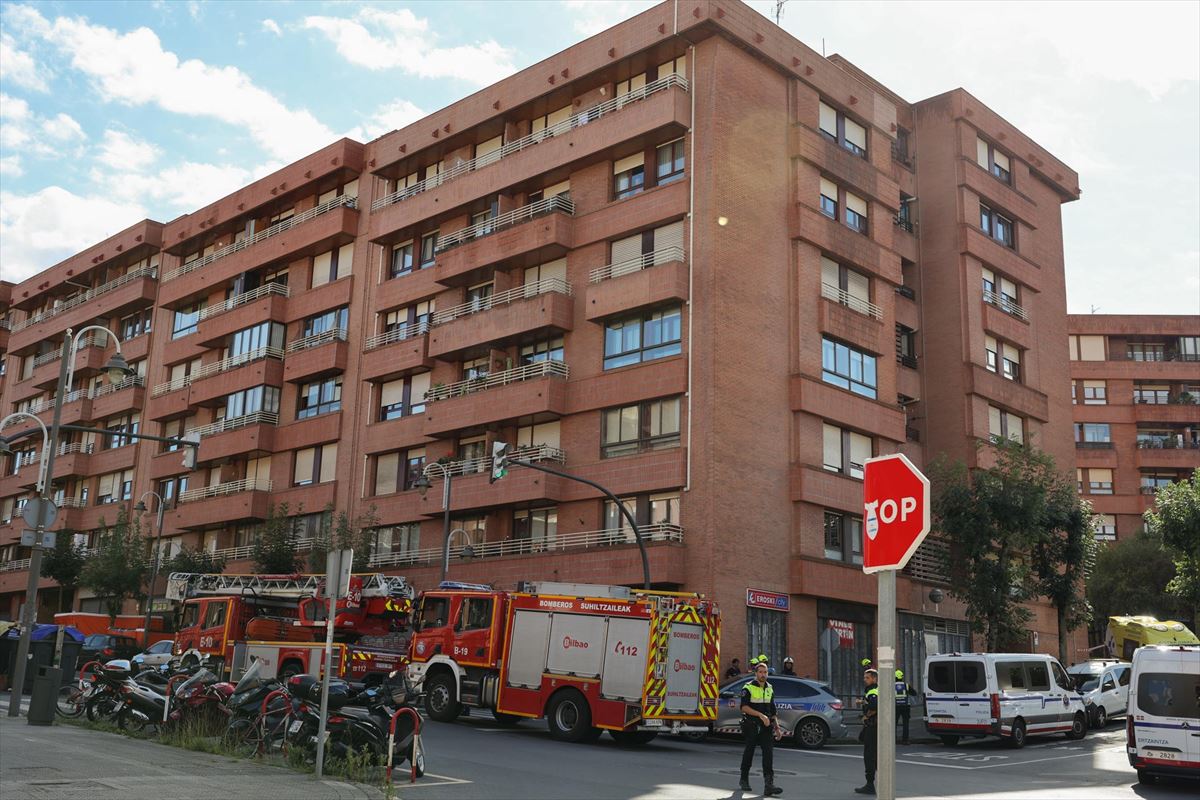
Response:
[28,665,61,726]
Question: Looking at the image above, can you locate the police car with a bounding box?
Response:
[687,675,846,749]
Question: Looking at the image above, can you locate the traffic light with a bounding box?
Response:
[181,431,201,470]
[490,441,510,484]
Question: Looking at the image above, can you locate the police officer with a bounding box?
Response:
[856,668,879,795]
[739,657,782,796]
[894,669,912,745]
[781,657,797,676]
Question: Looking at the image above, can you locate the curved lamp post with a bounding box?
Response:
[412,462,453,585]
[133,491,167,649]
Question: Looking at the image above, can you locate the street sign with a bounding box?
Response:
[20,530,55,548]
[746,588,790,611]
[862,453,931,573]
[324,549,354,599]
[21,498,58,529]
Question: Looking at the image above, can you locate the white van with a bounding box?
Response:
[924,652,1088,748]
[1126,645,1200,785]
[1078,662,1131,728]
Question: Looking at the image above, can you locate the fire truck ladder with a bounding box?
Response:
[166,572,413,602]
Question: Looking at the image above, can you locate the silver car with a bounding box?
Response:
[697,675,847,749]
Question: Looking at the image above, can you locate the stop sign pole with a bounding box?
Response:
[863,453,931,800]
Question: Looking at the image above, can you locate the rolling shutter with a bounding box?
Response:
[844,118,867,151]
[653,221,684,263]
[977,137,990,169]
[845,192,868,217]
[409,372,432,404]
[319,443,338,484]
[613,153,644,175]
[819,102,838,138]
[610,233,642,266]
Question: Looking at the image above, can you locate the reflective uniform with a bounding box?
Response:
[740,680,777,786]
[895,678,911,743]
[861,685,879,787]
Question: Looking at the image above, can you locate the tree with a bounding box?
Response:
[1032,487,1098,663]
[167,546,227,576]
[1145,473,1200,630]
[933,439,1084,653]
[252,502,303,574]
[336,506,379,572]
[41,531,87,613]
[307,505,335,573]
[1087,532,1182,624]
[80,510,148,623]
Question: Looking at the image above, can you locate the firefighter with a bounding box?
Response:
[895,669,913,744]
[782,657,797,676]
[856,669,879,795]
[739,657,782,796]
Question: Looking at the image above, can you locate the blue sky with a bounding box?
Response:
[1,0,1197,315]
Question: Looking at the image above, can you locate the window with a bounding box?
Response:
[520,336,564,365]
[1068,335,1107,361]
[474,135,503,168]
[980,204,1014,248]
[373,447,426,495]
[985,336,1021,382]
[419,232,438,267]
[819,178,838,218]
[823,424,872,480]
[603,493,679,541]
[383,300,434,339]
[819,101,868,157]
[103,413,140,449]
[603,306,682,369]
[97,469,134,505]
[982,268,1020,312]
[228,321,285,358]
[388,242,414,278]
[896,325,916,368]
[609,222,685,273]
[203,603,227,630]
[120,309,153,340]
[1086,468,1114,495]
[613,153,645,199]
[371,524,420,563]
[513,508,558,551]
[297,376,342,419]
[824,510,864,564]
[1141,473,1179,493]
[292,443,337,487]
[1081,380,1107,405]
[821,338,877,399]
[1136,672,1200,719]
[462,356,490,381]
[976,137,1011,184]
[1179,336,1200,361]
[516,421,561,450]
[302,307,348,339]
[1133,384,1170,405]
[172,303,202,339]
[821,257,872,315]
[1095,514,1116,541]
[988,406,1024,444]
[466,282,494,312]
[531,104,573,138]
[997,661,1027,691]
[222,386,280,419]
[1074,423,1111,445]
[817,616,874,699]
[157,476,188,503]
[378,373,431,421]
[601,397,681,458]
[1026,661,1051,691]
[1128,342,1166,362]
[844,193,868,233]
[311,243,353,288]
[456,597,494,631]
[926,660,986,694]
[655,139,685,185]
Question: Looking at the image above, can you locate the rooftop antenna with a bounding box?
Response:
[1090,304,1100,314]
[773,0,789,25]
[822,37,826,57]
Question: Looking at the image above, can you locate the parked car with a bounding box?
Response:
[80,634,140,665]
[686,675,846,749]
[132,639,176,672]
[1066,658,1123,690]
[1078,663,1131,728]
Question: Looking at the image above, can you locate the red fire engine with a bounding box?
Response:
[407,581,721,744]
[167,572,414,682]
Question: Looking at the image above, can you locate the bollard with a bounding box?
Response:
[386,707,422,785]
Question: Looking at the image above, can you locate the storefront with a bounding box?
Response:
[817,599,875,702]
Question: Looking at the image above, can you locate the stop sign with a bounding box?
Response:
[862,453,930,573]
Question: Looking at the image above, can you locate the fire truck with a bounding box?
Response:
[406,581,721,744]
[166,572,414,683]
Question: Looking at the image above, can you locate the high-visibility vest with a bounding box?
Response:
[895,680,909,705]
[865,687,879,699]
[745,682,774,703]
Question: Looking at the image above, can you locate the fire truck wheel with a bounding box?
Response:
[491,711,522,726]
[547,689,595,743]
[610,729,659,747]
[424,672,462,722]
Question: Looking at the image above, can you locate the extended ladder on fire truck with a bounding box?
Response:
[166,572,413,602]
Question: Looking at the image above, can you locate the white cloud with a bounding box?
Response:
[41,112,85,142]
[261,19,281,37]
[562,0,656,37]
[17,6,335,161]
[0,93,84,157]
[344,99,425,142]
[0,31,48,92]
[0,155,22,178]
[0,186,146,282]
[96,159,273,211]
[96,129,160,171]
[303,7,516,85]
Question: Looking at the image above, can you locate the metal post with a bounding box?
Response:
[314,591,336,778]
[141,496,166,649]
[7,333,71,717]
[438,473,452,584]
[877,569,897,800]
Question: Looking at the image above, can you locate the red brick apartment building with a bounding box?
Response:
[0,0,1086,695]
[1068,315,1199,541]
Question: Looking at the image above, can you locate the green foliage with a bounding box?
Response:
[251,503,303,574]
[1088,531,1183,622]
[41,530,88,611]
[79,509,148,622]
[337,505,379,572]
[1145,474,1200,628]
[933,439,1091,654]
[307,505,335,572]
[167,546,227,576]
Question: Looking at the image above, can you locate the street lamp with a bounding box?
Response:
[445,528,475,576]
[6,325,132,718]
[0,413,50,498]
[134,491,167,650]
[414,462,454,585]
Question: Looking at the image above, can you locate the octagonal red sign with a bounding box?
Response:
[862,453,931,573]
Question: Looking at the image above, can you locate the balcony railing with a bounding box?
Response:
[370,73,689,213]
[178,477,273,504]
[163,195,357,282]
[821,282,882,320]
[10,266,158,332]
[57,442,94,457]
[30,335,105,368]
[195,282,289,324]
[589,246,685,284]
[91,375,145,398]
[892,214,914,234]
[1136,438,1200,450]
[436,195,574,253]
[438,445,565,478]
[190,411,279,439]
[212,536,320,563]
[152,347,284,396]
[890,141,913,169]
[982,289,1029,322]
[1,559,32,573]
[55,497,89,509]
[897,353,918,369]
[426,359,568,402]
[1075,441,1114,449]
[368,522,684,568]
[364,320,431,352]
[903,538,949,585]
[286,328,347,354]
[432,277,573,326]
[895,285,916,301]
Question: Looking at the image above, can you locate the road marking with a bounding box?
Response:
[781,745,1125,771]
[399,772,473,789]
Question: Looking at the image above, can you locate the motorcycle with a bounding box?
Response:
[167,668,232,733]
[221,661,291,755]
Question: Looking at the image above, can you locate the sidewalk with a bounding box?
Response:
[0,709,385,800]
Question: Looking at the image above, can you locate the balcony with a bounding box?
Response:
[153,346,285,397]
[284,330,348,383]
[424,360,569,436]
[820,282,882,320]
[585,248,688,322]
[424,446,568,513]
[790,203,899,284]
[195,283,290,346]
[8,267,157,349]
[212,536,321,565]
[359,322,432,383]
[967,364,1050,422]
[427,279,574,359]
[982,289,1029,323]
[1135,439,1200,469]
[191,411,279,463]
[433,197,575,285]
[90,375,146,418]
[173,477,273,530]
[1074,441,1114,450]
